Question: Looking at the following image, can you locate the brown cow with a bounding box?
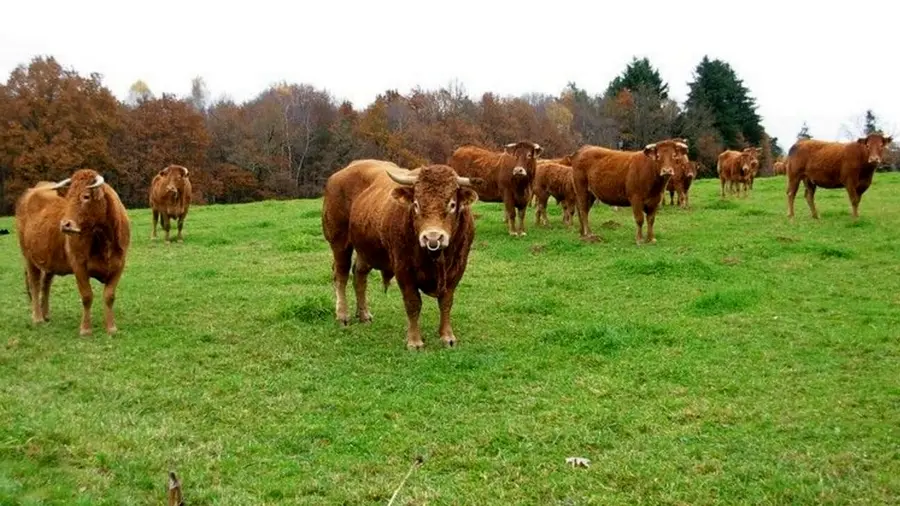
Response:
[665,160,698,208]
[533,160,576,227]
[448,141,541,236]
[150,165,192,242]
[786,133,893,220]
[15,169,131,336]
[321,160,481,350]
[717,147,761,197]
[571,138,688,244]
[773,160,787,175]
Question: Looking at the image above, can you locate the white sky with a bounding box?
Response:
[2,0,897,153]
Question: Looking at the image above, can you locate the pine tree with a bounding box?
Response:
[605,57,669,101]
[797,122,812,140]
[684,56,764,149]
[864,109,879,135]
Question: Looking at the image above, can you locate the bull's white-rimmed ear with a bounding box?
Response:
[458,187,479,208]
[391,186,415,205]
[532,143,543,157]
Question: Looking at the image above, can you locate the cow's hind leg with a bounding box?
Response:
[575,193,596,238]
[26,264,44,324]
[40,273,54,321]
[438,289,457,347]
[151,210,159,240]
[102,270,123,334]
[786,176,801,219]
[352,257,373,323]
[331,246,352,326]
[630,201,645,245]
[803,180,819,219]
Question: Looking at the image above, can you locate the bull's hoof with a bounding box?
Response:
[518,231,527,237]
[406,340,425,351]
[358,311,373,324]
[337,315,350,327]
[79,328,92,337]
[441,335,457,347]
[647,238,657,244]
[508,231,518,237]
[106,326,118,335]
[177,237,184,243]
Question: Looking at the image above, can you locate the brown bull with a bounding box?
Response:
[321,160,481,350]
[533,160,576,227]
[717,148,761,197]
[786,133,892,219]
[448,141,541,236]
[150,165,192,242]
[664,160,698,208]
[15,170,131,336]
[571,139,688,244]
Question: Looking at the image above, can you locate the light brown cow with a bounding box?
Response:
[786,133,893,219]
[448,141,541,236]
[717,148,761,197]
[15,170,131,336]
[150,165,192,242]
[321,160,481,350]
[773,160,787,175]
[664,160,698,208]
[533,160,576,227]
[571,138,688,244]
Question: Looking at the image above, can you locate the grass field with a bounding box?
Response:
[1,174,899,505]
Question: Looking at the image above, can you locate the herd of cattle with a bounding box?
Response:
[10,132,893,348]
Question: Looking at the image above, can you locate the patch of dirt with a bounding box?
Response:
[775,235,798,243]
[600,220,621,230]
[722,256,741,265]
[580,235,603,244]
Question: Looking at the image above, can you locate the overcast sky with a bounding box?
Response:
[2,0,897,153]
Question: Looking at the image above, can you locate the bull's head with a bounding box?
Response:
[159,165,189,197]
[503,141,542,178]
[686,161,698,179]
[42,169,107,235]
[858,133,893,165]
[387,165,481,253]
[644,138,689,177]
[741,147,762,176]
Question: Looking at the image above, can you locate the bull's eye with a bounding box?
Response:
[447,200,457,213]
[413,200,420,214]
[81,193,91,202]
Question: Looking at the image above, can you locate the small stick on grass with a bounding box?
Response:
[387,456,424,506]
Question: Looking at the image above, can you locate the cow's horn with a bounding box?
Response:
[87,175,105,188]
[645,143,657,150]
[180,166,189,177]
[456,176,474,187]
[47,178,72,190]
[386,170,417,186]
[532,143,542,150]
[676,141,688,150]
[505,142,517,148]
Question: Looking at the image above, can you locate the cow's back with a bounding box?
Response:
[572,146,635,206]
[322,160,401,248]
[448,146,507,201]
[718,150,741,179]
[788,140,863,188]
[537,162,575,201]
[15,186,70,273]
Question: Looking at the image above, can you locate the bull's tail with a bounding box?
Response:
[381,271,393,293]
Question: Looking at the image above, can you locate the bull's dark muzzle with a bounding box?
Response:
[419,228,449,252]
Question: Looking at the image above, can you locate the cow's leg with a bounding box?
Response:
[504,199,517,236]
[151,210,159,240]
[40,273,54,321]
[846,185,862,219]
[26,264,44,324]
[803,180,819,219]
[646,205,659,244]
[631,201,645,245]
[399,282,424,350]
[669,190,674,206]
[102,269,123,334]
[720,177,726,197]
[352,258,373,323]
[535,194,546,226]
[575,193,596,238]
[176,214,185,242]
[438,289,457,347]
[517,206,527,236]
[161,214,172,242]
[331,246,352,326]
[786,176,801,219]
[562,202,573,228]
[73,267,93,336]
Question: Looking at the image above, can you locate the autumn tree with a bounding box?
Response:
[126,80,154,106]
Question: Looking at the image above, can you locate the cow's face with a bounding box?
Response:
[388,165,481,252]
[644,138,689,177]
[858,133,893,165]
[504,141,542,178]
[159,165,189,196]
[42,170,108,235]
[686,161,698,179]
[741,148,761,175]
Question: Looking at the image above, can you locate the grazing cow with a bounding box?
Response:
[717,147,761,197]
[448,141,541,236]
[150,165,192,242]
[15,170,131,336]
[571,138,689,244]
[321,160,481,350]
[773,160,787,175]
[665,160,698,208]
[533,160,577,227]
[786,132,893,219]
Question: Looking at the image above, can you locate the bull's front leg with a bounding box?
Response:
[73,266,94,336]
[103,269,123,334]
[161,214,172,243]
[176,214,186,242]
[516,206,527,236]
[437,289,457,347]
[399,282,424,350]
[645,205,659,244]
[630,200,645,245]
[504,199,517,236]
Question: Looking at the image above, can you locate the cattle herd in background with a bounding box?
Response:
[10,132,894,348]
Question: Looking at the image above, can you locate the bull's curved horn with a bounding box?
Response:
[46,178,72,190]
[87,175,105,188]
[644,143,657,150]
[505,142,517,149]
[456,176,474,187]
[386,170,418,186]
[180,166,189,177]
[532,143,542,150]
[675,141,688,150]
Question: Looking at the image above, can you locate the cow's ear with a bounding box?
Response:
[533,144,543,157]
[458,187,479,208]
[857,137,867,144]
[391,186,415,205]
[885,136,893,144]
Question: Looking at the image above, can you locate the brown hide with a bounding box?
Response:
[717,148,760,197]
[447,141,541,236]
[773,161,787,175]
[149,165,192,242]
[785,133,892,219]
[533,161,576,227]
[15,169,131,335]
[322,160,480,349]
[571,138,688,244]
[665,160,697,208]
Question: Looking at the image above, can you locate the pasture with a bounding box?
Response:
[1,175,898,505]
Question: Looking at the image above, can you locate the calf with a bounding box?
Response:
[571,138,688,244]
[786,133,892,219]
[15,170,131,336]
[773,160,787,175]
[717,148,761,197]
[321,160,481,350]
[533,160,577,227]
[150,165,192,242]
[665,160,698,208]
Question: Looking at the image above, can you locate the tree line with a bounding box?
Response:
[1,55,894,214]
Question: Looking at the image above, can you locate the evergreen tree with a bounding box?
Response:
[684,56,764,149]
[797,122,812,140]
[864,109,879,135]
[605,57,669,101]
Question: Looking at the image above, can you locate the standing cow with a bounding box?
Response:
[15,170,131,336]
[448,141,541,236]
[321,160,481,350]
[533,160,577,228]
[150,165,192,242]
[571,138,688,245]
[786,132,892,220]
[717,148,761,197]
[665,160,698,208]
[773,160,787,175]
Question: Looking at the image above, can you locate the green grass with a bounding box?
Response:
[1,174,899,504]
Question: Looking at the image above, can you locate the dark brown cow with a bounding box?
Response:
[786,133,893,219]
[773,160,787,175]
[571,138,689,244]
[321,160,481,350]
[150,165,192,242]
[15,170,131,336]
[717,148,761,197]
[448,141,541,236]
[533,160,576,227]
[665,160,698,208]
